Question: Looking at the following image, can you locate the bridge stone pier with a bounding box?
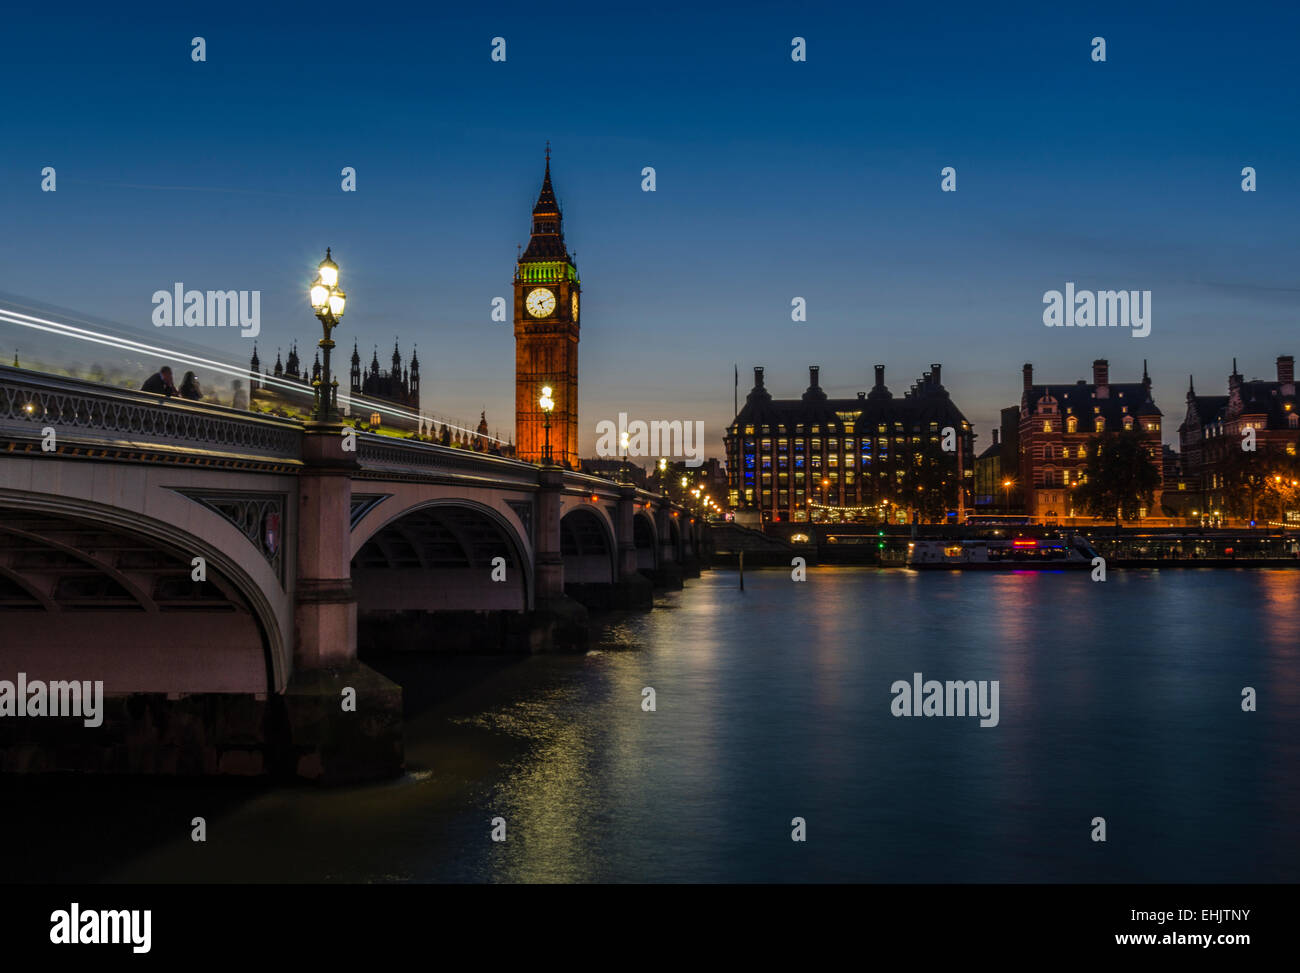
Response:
[0,366,707,783]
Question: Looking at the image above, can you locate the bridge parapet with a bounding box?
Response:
[0,365,301,461]
[355,433,540,487]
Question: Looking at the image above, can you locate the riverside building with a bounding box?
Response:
[725,364,975,525]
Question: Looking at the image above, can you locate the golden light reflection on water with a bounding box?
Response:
[430,568,1300,882]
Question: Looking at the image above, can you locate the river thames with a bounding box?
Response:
[6,567,1298,883]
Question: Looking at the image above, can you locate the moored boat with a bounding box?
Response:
[907,534,1099,569]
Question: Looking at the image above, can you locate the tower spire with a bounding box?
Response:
[520,147,568,263]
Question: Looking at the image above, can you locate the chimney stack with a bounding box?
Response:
[1093,358,1109,398]
[753,366,764,389]
[1023,363,1033,391]
[931,363,942,386]
[874,364,885,389]
[1278,355,1294,391]
[809,365,820,388]
[992,428,1000,446]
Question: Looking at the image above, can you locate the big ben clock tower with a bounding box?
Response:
[515,146,580,467]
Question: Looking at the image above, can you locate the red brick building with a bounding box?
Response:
[1017,359,1164,522]
[1179,356,1299,522]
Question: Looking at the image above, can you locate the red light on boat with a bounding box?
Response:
[1012,539,1037,548]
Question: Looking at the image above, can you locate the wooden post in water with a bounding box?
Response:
[739,549,745,590]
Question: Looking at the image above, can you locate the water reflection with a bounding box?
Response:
[10,568,1298,883]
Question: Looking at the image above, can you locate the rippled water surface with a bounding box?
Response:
[8,567,1299,883]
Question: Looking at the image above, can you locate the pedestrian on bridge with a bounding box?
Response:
[179,371,203,401]
[141,366,177,397]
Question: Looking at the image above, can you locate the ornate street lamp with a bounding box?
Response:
[308,248,346,421]
[539,385,554,464]
[620,430,630,482]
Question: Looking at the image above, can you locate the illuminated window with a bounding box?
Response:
[1067,417,1077,433]
[1043,420,1053,432]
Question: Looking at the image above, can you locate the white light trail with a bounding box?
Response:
[0,304,506,444]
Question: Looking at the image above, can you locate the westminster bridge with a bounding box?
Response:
[0,365,707,781]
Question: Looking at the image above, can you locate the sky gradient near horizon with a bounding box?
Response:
[2,1,1298,456]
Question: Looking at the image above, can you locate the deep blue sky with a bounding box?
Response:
[2,1,1297,454]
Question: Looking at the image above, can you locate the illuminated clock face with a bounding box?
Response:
[571,292,579,322]
[526,287,556,318]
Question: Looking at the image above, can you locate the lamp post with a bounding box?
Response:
[539,385,554,464]
[658,457,667,495]
[1002,478,1013,517]
[620,430,630,482]
[308,248,346,421]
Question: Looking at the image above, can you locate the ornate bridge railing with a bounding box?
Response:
[356,433,544,488]
[0,365,302,460]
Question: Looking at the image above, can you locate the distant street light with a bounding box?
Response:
[308,248,346,421]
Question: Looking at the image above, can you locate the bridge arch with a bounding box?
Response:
[634,510,659,571]
[667,514,684,563]
[561,505,616,585]
[351,497,532,615]
[0,495,281,694]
